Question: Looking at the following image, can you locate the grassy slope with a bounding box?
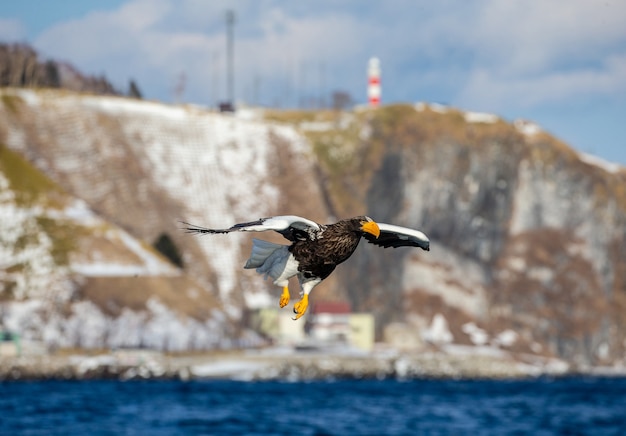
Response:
[0,143,82,267]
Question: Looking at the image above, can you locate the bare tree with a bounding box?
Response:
[0,42,123,96]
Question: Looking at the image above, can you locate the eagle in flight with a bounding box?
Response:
[182,215,429,320]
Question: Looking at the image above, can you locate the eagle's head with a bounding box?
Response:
[356,216,380,239]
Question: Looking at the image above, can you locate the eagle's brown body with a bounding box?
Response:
[290,219,363,281]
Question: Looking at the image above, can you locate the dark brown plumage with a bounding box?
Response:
[182,215,429,319]
[289,217,366,281]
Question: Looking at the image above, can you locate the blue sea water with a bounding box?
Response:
[1,377,626,435]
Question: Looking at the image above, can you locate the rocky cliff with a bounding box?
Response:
[295,104,626,366]
[2,89,625,367]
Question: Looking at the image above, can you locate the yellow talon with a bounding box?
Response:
[279,286,290,308]
[292,294,309,320]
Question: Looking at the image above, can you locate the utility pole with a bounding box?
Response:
[220,9,236,112]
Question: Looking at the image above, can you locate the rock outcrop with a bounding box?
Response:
[324,104,626,366]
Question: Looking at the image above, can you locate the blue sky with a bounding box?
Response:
[1,0,625,166]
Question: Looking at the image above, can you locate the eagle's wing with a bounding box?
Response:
[181,215,322,242]
[363,222,430,251]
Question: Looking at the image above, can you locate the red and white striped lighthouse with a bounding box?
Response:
[367,57,381,108]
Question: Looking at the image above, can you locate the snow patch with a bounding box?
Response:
[578,152,623,174]
[403,245,488,318]
[234,107,264,121]
[443,344,509,359]
[190,360,270,379]
[71,226,179,277]
[0,179,74,301]
[494,330,518,347]
[244,290,274,309]
[71,263,159,277]
[461,322,489,345]
[527,266,554,283]
[464,111,499,124]
[12,88,41,106]
[299,121,334,132]
[79,94,190,121]
[415,102,450,114]
[514,119,542,136]
[422,313,453,344]
[6,297,231,351]
[44,199,98,224]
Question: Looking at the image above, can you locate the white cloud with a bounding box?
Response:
[238,11,365,73]
[458,53,626,110]
[27,0,626,111]
[34,0,213,97]
[468,0,626,74]
[33,0,374,103]
[35,0,172,61]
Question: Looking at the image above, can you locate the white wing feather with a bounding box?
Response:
[364,222,430,250]
[377,223,429,244]
[238,215,321,233]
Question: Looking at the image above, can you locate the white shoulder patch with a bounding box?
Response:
[256,215,321,232]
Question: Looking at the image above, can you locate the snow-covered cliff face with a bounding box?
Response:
[0,145,230,350]
[1,89,325,307]
[0,89,326,350]
[338,104,626,365]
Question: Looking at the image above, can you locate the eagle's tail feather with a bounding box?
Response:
[244,239,294,286]
[244,239,285,269]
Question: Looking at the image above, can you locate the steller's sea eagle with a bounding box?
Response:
[182,215,429,319]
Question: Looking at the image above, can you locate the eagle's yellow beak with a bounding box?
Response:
[361,221,380,238]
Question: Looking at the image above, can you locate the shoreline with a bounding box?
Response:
[2,347,626,382]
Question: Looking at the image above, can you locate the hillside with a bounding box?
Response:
[0,142,231,350]
[0,88,328,351]
[266,103,626,366]
[1,88,625,367]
